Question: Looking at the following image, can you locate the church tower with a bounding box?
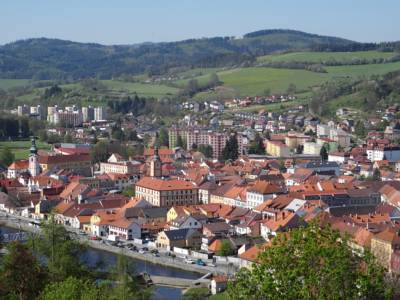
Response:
[150,146,162,178]
[29,137,40,177]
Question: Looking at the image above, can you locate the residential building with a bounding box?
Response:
[135,177,199,207]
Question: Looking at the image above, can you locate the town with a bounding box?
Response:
[1,95,400,297]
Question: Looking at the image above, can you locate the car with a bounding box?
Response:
[78,231,87,236]
[142,247,149,251]
[150,249,159,254]
[196,259,206,266]
[185,258,195,264]
[138,248,146,254]
[152,252,160,257]
[208,263,216,267]
[90,236,100,240]
[130,246,138,252]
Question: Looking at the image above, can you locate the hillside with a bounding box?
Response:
[0,29,362,80]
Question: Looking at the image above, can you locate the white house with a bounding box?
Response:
[108,218,141,240]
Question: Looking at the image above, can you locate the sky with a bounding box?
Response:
[1,0,399,45]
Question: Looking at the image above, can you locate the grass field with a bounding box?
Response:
[257,51,397,63]
[208,61,400,97]
[100,80,179,97]
[0,79,31,90]
[0,140,51,161]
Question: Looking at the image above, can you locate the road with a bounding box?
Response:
[0,212,236,275]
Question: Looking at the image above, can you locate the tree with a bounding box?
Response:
[320,145,328,161]
[157,128,169,147]
[182,288,210,300]
[176,135,185,149]
[221,134,239,161]
[248,133,265,155]
[30,217,89,281]
[39,277,106,300]
[373,168,381,181]
[355,120,366,138]
[0,146,15,167]
[287,83,297,94]
[263,88,271,97]
[217,240,234,257]
[122,186,135,198]
[198,144,213,158]
[228,221,392,300]
[209,73,220,88]
[0,242,48,300]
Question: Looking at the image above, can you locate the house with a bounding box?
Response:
[260,211,300,239]
[371,228,400,271]
[156,228,202,249]
[169,214,203,230]
[7,160,29,178]
[246,180,284,209]
[108,218,141,240]
[210,275,228,295]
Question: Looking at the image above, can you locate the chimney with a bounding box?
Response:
[274,213,277,221]
[282,211,285,219]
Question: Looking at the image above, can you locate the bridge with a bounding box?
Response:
[150,274,211,288]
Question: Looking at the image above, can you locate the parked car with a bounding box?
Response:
[185,258,195,264]
[196,259,206,266]
[78,230,87,236]
[138,248,146,254]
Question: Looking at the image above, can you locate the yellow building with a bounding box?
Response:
[265,140,290,157]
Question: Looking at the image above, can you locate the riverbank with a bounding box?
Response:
[0,217,211,275]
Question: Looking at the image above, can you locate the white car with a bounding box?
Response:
[184,258,195,264]
[138,248,146,254]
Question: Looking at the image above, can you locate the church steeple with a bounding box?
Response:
[150,145,162,178]
[29,136,40,177]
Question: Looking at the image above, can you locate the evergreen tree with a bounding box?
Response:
[0,146,15,167]
[176,135,185,149]
[221,134,239,161]
[198,144,213,158]
[248,133,265,155]
[157,128,169,147]
[373,168,381,181]
[320,145,328,161]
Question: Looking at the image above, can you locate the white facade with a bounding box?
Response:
[367,147,400,162]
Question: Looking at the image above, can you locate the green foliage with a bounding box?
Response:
[182,288,210,300]
[156,128,169,148]
[30,217,89,281]
[221,135,239,162]
[198,144,213,158]
[248,133,265,155]
[0,146,15,167]
[39,277,106,300]
[228,221,392,300]
[354,121,366,138]
[0,30,357,80]
[320,145,328,161]
[122,186,135,198]
[90,140,128,163]
[373,168,381,181]
[176,134,185,149]
[0,242,48,300]
[217,240,235,257]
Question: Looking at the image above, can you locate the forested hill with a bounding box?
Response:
[0,29,391,80]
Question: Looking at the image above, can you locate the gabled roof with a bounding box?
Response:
[163,228,198,241]
[8,160,29,170]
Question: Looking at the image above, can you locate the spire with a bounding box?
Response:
[30,136,38,155]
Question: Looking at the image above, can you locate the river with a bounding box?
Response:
[0,226,201,300]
